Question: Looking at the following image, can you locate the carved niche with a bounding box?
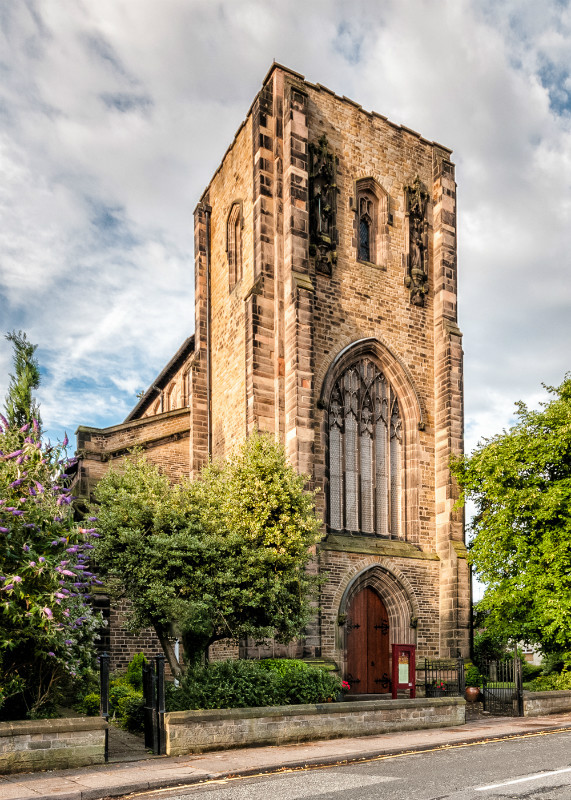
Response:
[403,176,429,306]
[308,135,338,275]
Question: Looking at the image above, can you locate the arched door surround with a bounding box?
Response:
[338,562,418,692]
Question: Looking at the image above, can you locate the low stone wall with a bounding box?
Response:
[0,716,108,774]
[165,697,466,755]
[523,690,571,717]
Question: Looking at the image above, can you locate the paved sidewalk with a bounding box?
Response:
[2,712,571,800]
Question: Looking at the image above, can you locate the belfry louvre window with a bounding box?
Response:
[328,358,402,537]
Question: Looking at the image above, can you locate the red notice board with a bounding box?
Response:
[391,644,416,699]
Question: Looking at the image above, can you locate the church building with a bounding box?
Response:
[76,63,470,693]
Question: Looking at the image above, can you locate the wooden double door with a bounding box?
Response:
[346,587,390,694]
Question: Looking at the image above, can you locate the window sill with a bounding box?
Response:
[357,259,387,271]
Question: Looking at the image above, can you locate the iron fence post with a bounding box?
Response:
[155,654,166,755]
[99,652,110,763]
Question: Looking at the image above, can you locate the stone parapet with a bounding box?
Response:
[165,697,465,755]
[0,716,107,774]
[523,690,571,717]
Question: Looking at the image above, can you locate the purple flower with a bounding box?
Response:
[64,639,72,645]
[61,570,75,577]
[5,450,23,459]
[34,481,44,493]
[3,584,13,591]
[29,561,36,567]
[29,487,37,496]
[9,479,23,488]
[32,418,39,433]
[19,423,29,433]
[62,433,69,447]
[88,517,97,522]
[10,509,24,516]
[0,527,8,534]
[38,556,45,563]
[42,607,53,619]
[48,651,55,657]
[23,544,30,552]
[13,576,22,583]
[0,413,8,427]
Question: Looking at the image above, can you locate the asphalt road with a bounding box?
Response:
[131,729,571,799]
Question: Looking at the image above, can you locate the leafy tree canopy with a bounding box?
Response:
[4,331,42,433]
[452,376,571,658]
[92,432,322,674]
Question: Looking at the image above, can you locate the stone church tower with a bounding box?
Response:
[77,63,470,689]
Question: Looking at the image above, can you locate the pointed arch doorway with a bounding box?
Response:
[346,586,390,694]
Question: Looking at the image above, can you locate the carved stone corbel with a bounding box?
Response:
[403,176,429,306]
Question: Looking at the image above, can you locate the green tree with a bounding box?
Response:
[92,433,322,674]
[452,376,571,658]
[4,331,42,432]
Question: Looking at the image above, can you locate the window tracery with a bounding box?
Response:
[328,357,402,537]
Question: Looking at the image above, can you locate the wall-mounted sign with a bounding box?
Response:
[391,644,416,699]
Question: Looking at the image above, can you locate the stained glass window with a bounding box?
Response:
[328,358,402,537]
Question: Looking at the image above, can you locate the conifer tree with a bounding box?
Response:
[4,331,42,432]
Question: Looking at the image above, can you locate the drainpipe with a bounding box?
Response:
[204,203,212,459]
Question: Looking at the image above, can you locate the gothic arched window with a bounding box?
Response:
[328,358,402,537]
[354,177,389,266]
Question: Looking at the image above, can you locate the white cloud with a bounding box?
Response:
[0,0,569,462]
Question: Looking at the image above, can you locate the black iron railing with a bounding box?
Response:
[422,658,465,697]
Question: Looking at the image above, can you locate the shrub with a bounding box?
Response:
[259,659,341,704]
[116,693,145,733]
[525,668,571,692]
[167,659,284,711]
[166,659,343,711]
[464,664,482,687]
[125,653,147,690]
[80,692,100,716]
[521,662,543,682]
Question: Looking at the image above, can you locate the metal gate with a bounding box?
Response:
[99,651,166,759]
[142,656,166,754]
[481,657,523,717]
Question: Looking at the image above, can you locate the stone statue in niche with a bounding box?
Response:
[403,176,429,306]
[309,135,338,275]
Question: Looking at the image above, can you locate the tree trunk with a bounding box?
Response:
[155,627,183,678]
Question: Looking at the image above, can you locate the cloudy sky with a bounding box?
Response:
[1,0,570,463]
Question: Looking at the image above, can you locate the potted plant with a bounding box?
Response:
[426,680,447,697]
[464,664,482,702]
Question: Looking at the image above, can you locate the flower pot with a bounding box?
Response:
[426,687,446,697]
[465,686,481,703]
